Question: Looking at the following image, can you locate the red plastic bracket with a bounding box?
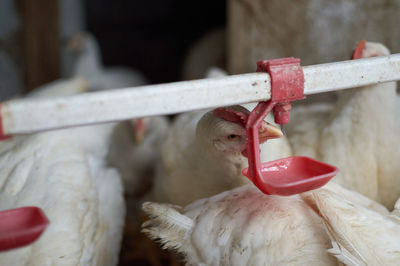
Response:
[244,58,305,194]
[242,57,337,196]
[0,206,49,252]
[256,57,305,124]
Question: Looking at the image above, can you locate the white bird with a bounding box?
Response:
[107,117,169,196]
[26,77,88,98]
[67,32,170,196]
[151,104,289,206]
[68,32,147,91]
[142,184,337,266]
[0,78,125,265]
[143,177,393,265]
[287,41,400,209]
[302,184,400,266]
[0,129,125,266]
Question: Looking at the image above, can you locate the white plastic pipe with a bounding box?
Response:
[1,54,400,136]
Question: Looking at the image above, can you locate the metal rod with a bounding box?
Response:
[1,54,400,135]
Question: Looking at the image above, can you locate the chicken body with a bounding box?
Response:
[107,117,169,196]
[143,184,336,266]
[143,180,391,265]
[0,77,126,265]
[0,128,125,266]
[287,42,400,209]
[143,179,394,265]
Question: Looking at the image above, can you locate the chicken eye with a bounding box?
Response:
[227,134,240,141]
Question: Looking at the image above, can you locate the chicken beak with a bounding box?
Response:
[241,121,282,158]
[258,121,283,143]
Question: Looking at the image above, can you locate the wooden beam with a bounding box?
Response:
[19,0,60,92]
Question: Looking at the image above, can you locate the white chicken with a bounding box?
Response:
[0,129,125,266]
[0,79,125,265]
[26,77,88,98]
[142,184,337,266]
[302,184,400,265]
[143,180,391,265]
[107,117,169,196]
[142,175,394,265]
[67,32,170,196]
[151,105,291,206]
[68,32,147,91]
[287,41,400,209]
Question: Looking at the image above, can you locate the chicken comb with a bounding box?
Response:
[213,108,249,127]
[352,40,366,59]
[133,118,146,143]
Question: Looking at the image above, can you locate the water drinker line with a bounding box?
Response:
[241,58,338,195]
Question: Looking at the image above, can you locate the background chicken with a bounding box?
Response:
[67,31,170,196]
[68,32,147,91]
[0,78,126,265]
[0,127,125,266]
[26,77,88,99]
[107,117,169,197]
[287,41,400,209]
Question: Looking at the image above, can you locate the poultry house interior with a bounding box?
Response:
[0,0,399,265]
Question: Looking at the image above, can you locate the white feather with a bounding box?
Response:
[303,185,400,266]
[0,77,125,265]
[143,185,337,266]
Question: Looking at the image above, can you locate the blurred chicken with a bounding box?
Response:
[142,184,337,266]
[0,128,125,266]
[107,117,169,196]
[0,77,125,265]
[68,32,169,196]
[67,33,170,265]
[68,32,147,91]
[151,105,290,206]
[303,184,400,265]
[26,77,88,98]
[287,41,400,209]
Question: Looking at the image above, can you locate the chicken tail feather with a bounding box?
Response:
[142,202,193,251]
[328,240,366,266]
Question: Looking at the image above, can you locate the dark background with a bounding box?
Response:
[84,0,226,84]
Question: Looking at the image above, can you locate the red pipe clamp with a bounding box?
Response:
[0,206,49,252]
[242,58,338,195]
